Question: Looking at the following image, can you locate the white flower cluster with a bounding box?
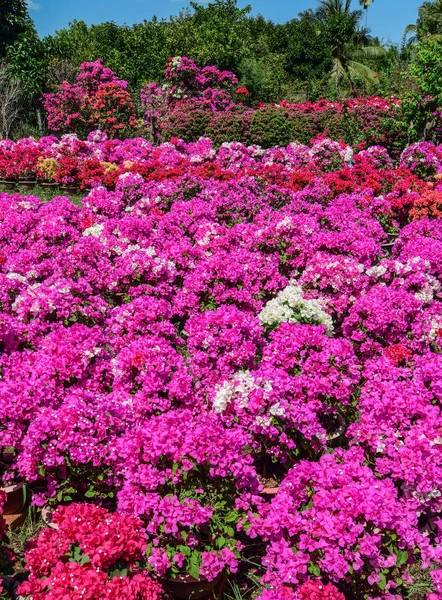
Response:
[213,370,255,414]
[427,316,442,342]
[83,223,104,238]
[258,282,333,333]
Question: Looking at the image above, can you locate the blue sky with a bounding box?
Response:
[29,0,422,45]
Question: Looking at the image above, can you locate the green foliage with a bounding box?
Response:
[5,30,48,96]
[43,19,169,91]
[401,34,442,140]
[0,0,46,96]
[317,2,386,92]
[275,17,332,96]
[237,54,291,103]
[416,0,442,39]
[38,0,403,104]
[165,0,252,73]
[0,0,31,57]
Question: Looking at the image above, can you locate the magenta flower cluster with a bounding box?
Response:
[1,134,442,598]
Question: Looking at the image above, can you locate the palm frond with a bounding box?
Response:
[353,44,386,58]
[347,58,381,82]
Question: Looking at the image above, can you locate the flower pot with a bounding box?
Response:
[19,179,37,190]
[160,573,223,600]
[61,185,78,195]
[41,505,59,529]
[1,180,17,189]
[260,486,279,501]
[40,181,58,189]
[0,483,26,515]
[2,509,27,530]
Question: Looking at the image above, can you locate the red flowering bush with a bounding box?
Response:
[18,503,163,600]
[53,154,81,186]
[43,60,138,139]
[88,82,138,136]
[298,581,345,600]
[409,189,442,221]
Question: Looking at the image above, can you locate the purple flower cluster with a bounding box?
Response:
[1,135,442,597]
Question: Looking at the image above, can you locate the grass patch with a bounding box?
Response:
[0,183,86,206]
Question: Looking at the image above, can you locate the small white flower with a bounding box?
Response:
[83,223,104,238]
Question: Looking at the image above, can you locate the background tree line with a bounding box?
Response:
[1,0,442,139]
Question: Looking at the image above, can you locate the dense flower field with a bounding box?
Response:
[1,134,442,599]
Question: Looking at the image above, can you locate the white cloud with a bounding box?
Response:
[27,1,41,10]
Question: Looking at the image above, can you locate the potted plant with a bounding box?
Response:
[54,154,81,194]
[0,447,27,515]
[113,410,261,600]
[36,156,58,188]
[2,163,18,188]
[16,146,40,189]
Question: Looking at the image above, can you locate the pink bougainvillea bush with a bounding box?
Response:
[43,60,138,138]
[140,56,240,118]
[39,56,408,150]
[1,134,442,598]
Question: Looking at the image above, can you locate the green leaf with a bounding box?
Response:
[396,550,408,567]
[188,554,201,580]
[109,566,128,578]
[377,573,387,590]
[178,545,191,557]
[308,563,321,577]
[225,511,238,523]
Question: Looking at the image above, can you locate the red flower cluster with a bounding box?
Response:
[18,503,163,600]
[236,86,250,97]
[409,189,442,221]
[384,344,413,365]
[298,581,346,600]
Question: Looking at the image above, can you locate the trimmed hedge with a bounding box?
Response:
[160,104,408,158]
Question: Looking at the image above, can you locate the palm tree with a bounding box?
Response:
[405,0,442,43]
[314,0,352,20]
[312,0,385,92]
[358,0,374,26]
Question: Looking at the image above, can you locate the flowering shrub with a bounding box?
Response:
[298,581,345,600]
[18,503,163,600]
[141,56,240,116]
[42,60,137,138]
[400,141,442,179]
[160,97,407,155]
[0,134,442,599]
[249,447,439,597]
